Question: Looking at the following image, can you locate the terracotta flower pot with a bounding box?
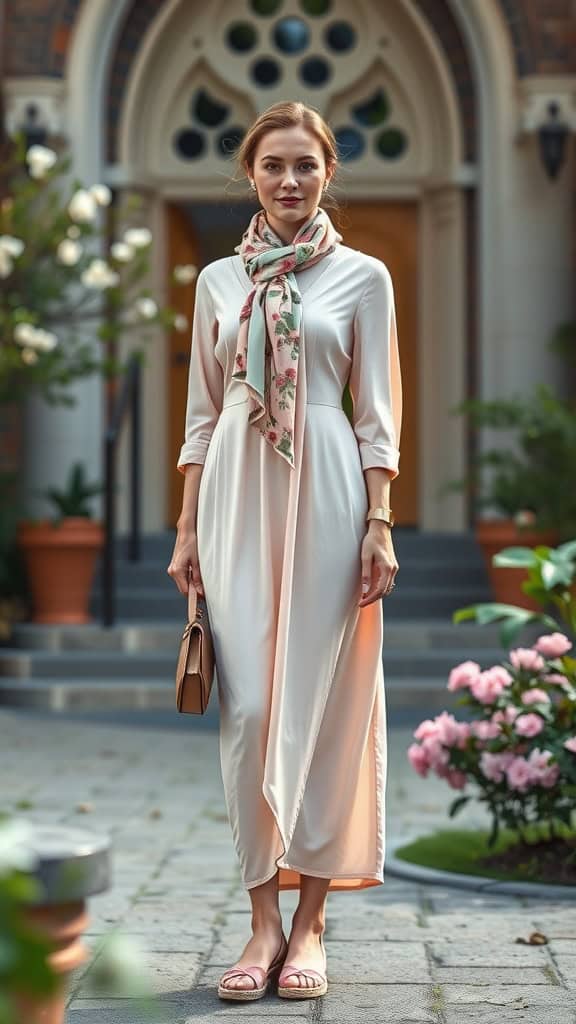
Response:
[475,518,560,611]
[12,901,90,1024]
[16,517,104,624]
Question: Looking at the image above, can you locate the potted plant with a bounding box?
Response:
[16,462,106,624]
[439,324,576,608]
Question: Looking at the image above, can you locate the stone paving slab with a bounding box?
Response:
[1,709,575,1024]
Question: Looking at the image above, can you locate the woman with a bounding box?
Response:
[167,101,402,1002]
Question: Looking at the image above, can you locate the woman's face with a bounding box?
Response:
[249,125,333,243]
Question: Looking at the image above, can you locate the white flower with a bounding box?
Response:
[0,249,13,278]
[110,242,135,263]
[0,819,38,873]
[67,226,81,239]
[68,189,98,224]
[57,238,83,266]
[515,509,537,527]
[14,323,36,346]
[173,314,189,332]
[33,329,58,352]
[21,348,39,365]
[0,235,25,258]
[14,323,58,351]
[134,297,158,319]
[173,263,198,285]
[26,144,57,179]
[81,258,120,290]
[123,227,152,249]
[90,184,112,206]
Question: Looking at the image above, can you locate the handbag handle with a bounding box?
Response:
[187,567,198,622]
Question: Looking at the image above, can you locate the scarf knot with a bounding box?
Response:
[232,207,342,467]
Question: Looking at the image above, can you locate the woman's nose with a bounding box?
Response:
[281,171,298,189]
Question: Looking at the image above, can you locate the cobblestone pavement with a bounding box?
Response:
[2,708,575,1024]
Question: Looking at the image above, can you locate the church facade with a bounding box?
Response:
[2,0,575,533]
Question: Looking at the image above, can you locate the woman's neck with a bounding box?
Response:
[264,208,317,245]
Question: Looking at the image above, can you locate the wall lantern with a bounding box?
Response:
[537,101,569,180]
[18,102,48,151]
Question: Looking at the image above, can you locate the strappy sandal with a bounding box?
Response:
[218,932,288,1002]
[277,932,328,999]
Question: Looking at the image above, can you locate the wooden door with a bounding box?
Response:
[167,201,418,526]
[336,202,419,526]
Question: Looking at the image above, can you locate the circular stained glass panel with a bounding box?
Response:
[252,57,282,85]
[324,21,356,52]
[300,0,331,14]
[175,129,205,160]
[300,56,330,86]
[335,126,364,161]
[227,22,258,52]
[375,128,407,159]
[217,126,246,156]
[274,16,310,53]
[251,0,282,14]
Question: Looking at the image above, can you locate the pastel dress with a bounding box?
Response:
[177,242,402,892]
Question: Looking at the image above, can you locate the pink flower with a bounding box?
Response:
[515,713,544,737]
[471,719,502,740]
[470,669,507,704]
[445,769,467,790]
[539,763,560,788]
[272,313,280,321]
[509,647,546,672]
[267,431,278,443]
[488,665,514,688]
[506,756,533,791]
[521,688,550,705]
[285,368,297,380]
[527,747,553,772]
[407,742,430,777]
[542,672,570,688]
[534,632,573,658]
[447,660,481,692]
[421,735,450,770]
[492,706,520,725]
[413,719,438,741]
[433,711,463,747]
[563,736,576,754]
[479,751,508,782]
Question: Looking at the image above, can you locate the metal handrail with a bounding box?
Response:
[101,353,142,626]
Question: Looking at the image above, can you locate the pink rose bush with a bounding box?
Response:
[407,630,576,845]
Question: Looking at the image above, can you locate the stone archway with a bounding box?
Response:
[59,0,519,533]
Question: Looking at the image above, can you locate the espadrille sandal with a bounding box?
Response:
[277,932,328,999]
[218,933,288,1001]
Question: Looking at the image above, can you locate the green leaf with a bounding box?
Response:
[448,795,470,818]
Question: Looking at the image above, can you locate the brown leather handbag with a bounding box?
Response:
[175,572,215,714]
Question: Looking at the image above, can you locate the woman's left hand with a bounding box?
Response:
[358,525,399,607]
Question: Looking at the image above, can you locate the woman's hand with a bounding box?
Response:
[167,528,205,598]
[358,523,399,607]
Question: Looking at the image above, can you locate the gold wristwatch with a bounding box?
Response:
[366,506,395,527]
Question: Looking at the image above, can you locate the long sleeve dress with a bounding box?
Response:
[177,242,402,891]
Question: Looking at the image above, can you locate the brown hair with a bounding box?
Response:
[236,101,339,204]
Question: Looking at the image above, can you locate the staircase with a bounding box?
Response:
[0,529,544,719]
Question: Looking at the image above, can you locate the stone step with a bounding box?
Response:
[92,556,490,589]
[7,618,544,653]
[0,646,513,681]
[87,585,493,621]
[109,528,488,561]
[0,676,465,715]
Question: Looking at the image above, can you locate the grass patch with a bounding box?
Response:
[394,823,576,886]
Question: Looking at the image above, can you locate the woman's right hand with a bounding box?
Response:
[167,529,205,598]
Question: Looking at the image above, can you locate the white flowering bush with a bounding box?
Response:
[0,133,197,407]
[407,627,576,852]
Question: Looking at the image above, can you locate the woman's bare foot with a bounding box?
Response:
[219,914,285,992]
[280,919,326,990]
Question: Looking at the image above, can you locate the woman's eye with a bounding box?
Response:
[300,162,316,171]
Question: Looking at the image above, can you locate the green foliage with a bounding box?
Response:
[29,461,106,523]
[453,538,576,647]
[439,324,576,537]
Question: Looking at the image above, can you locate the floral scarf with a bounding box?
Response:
[231,207,342,468]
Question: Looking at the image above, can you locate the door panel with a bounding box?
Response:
[167,201,418,526]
